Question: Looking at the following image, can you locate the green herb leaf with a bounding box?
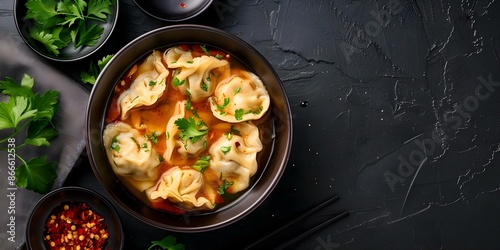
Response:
[174,117,208,144]
[218,179,234,195]
[220,145,231,155]
[193,156,210,172]
[109,136,120,152]
[234,108,244,121]
[147,235,185,250]
[172,77,186,87]
[25,120,58,147]
[81,54,113,84]
[15,156,57,194]
[0,96,37,130]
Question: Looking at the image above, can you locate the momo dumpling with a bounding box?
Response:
[209,71,270,123]
[147,166,215,210]
[209,122,263,193]
[117,50,169,120]
[103,122,161,182]
[165,47,229,101]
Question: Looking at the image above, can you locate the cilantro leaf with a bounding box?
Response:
[148,235,185,250]
[15,156,57,194]
[174,117,208,144]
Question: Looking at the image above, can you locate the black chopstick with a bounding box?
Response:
[243,195,346,250]
[274,210,349,249]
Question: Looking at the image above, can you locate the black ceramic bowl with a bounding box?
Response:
[85,25,292,232]
[132,0,213,22]
[25,186,124,250]
[13,0,119,61]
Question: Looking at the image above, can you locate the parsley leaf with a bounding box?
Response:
[147,235,185,250]
[0,74,59,194]
[16,156,57,194]
[80,54,114,84]
[174,117,208,144]
[234,108,244,121]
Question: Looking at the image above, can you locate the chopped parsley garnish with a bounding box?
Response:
[130,137,140,149]
[145,131,159,144]
[172,77,186,87]
[186,60,193,64]
[235,108,244,121]
[233,86,241,95]
[201,82,208,91]
[110,136,120,152]
[220,146,231,155]
[193,155,210,172]
[200,45,210,55]
[215,54,224,60]
[217,98,230,112]
[174,117,208,144]
[218,179,234,195]
[149,80,156,86]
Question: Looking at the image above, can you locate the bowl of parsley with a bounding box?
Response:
[13,0,119,62]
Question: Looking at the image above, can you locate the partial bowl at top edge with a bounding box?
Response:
[132,0,213,22]
[13,0,119,62]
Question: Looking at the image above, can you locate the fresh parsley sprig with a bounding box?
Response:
[0,74,60,194]
[24,0,112,56]
[174,117,208,145]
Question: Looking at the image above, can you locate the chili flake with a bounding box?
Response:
[44,201,109,250]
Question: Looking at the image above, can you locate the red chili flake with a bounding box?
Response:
[180,2,187,8]
[43,201,110,250]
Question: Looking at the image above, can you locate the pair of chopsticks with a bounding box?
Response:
[243,195,349,249]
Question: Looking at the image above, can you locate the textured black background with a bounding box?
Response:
[2,0,500,249]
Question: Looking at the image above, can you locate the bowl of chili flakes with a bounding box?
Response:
[26,186,123,250]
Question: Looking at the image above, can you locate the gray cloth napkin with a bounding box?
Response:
[0,29,89,249]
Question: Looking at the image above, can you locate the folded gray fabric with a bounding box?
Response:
[0,29,89,250]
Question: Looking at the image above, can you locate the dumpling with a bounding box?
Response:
[163,100,186,164]
[102,122,161,182]
[165,47,229,101]
[117,50,169,120]
[209,71,270,123]
[164,100,208,163]
[147,166,215,210]
[209,122,263,193]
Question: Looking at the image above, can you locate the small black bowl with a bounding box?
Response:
[25,186,124,250]
[132,0,213,22]
[13,0,119,62]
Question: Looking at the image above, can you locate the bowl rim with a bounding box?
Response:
[25,186,124,249]
[12,0,119,62]
[85,24,293,232]
[131,0,214,22]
